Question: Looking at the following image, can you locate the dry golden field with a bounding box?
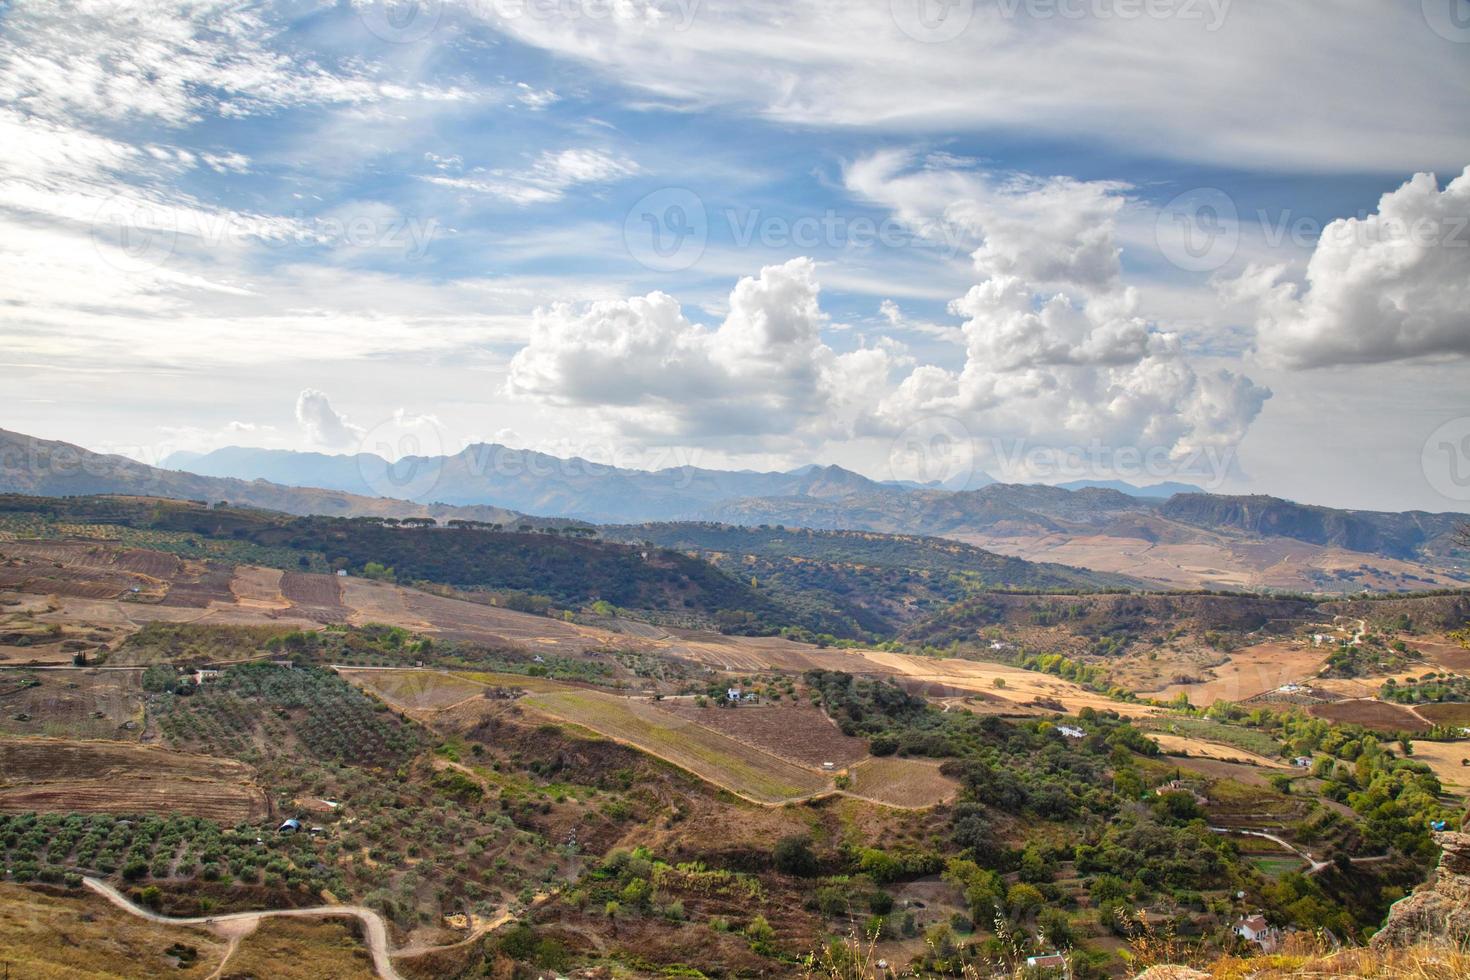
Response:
[0,736,268,821]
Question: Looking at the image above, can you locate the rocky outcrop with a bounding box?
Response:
[1371,832,1470,949]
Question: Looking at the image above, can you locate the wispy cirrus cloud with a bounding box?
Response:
[423,148,640,205]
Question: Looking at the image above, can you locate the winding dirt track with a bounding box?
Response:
[83,877,402,980]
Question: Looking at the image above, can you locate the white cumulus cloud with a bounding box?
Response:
[507,257,900,441]
[1243,167,1470,368]
[295,389,364,450]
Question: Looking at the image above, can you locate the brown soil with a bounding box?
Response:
[0,736,268,821]
[1156,640,1328,705]
[1415,703,1470,728]
[1308,699,1431,734]
[655,700,867,768]
[0,669,143,739]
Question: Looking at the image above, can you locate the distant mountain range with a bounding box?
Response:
[163,444,1207,520]
[4,429,1466,593]
[163,445,892,523]
[0,428,533,527]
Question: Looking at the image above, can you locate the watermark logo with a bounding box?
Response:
[988,437,1236,490]
[891,0,975,43]
[622,190,966,271]
[358,0,445,43]
[356,415,447,502]
[993,0,1232,31]
[888,417,978,487]
[91,196,178,273]
[1422,417,1470,502]
[1155,187,1238,273]
[1423,0,1470,42]
[624,187,708,273]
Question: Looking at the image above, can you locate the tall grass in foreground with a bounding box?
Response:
[800,919,1470,978]
[1203,933,1470,979]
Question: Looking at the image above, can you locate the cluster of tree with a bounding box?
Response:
[1382,672,1470,704]
[0,812,339,896]
[153,662,423,768]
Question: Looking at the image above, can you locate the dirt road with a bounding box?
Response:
[83,877,402,980]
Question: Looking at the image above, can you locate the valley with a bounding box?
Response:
[0,492,1465,977]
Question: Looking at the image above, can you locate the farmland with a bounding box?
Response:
[0,737,267,822]
[1414,701,1470,727]
[846,756,959,808]
[1307,699,1431,734]
[1404,739,1470,792]
[344,668,980,810]
[0,669,143,739]
[656,699,868,768]
[1148,733,1291,769]
[1154,639,1329,705]
[335,667,495,712]
[521,687,832,804]
[152,662,424,768]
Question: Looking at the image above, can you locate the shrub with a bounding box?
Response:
[773,835,818,877]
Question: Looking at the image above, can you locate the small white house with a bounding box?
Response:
[1292,756,1314,769]
[1026,953,1068,974]
[726,688,742,702]
[1235,914,1270,942]
[278,819,302,835]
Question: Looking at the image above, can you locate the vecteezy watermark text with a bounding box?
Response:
[624,187,964,271]
[91,198,440,272]
[358,0,703,43]
[892,0,1230,44]
[1155,187,1470,274]
[887,417,1239,491]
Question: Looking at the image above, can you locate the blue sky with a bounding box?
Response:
[2,0,1469,511]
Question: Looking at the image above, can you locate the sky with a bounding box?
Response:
[1,0,1469,513]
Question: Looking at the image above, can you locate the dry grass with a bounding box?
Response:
[1157,640,1327,705]
[1149,733,1290,769]
[0,882,228,978]
[1202,934,1470,979]
[522,687,832,803]
[856,649,1161,718]
[1404,739,1470,792]
[0,736,268,821]
[846,756,959,808]
[223,917,377,979]
[338,668,497,711]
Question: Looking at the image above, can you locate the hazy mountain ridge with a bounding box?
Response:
[18,432,1470,590]
[1160,493,1464,559]
[0,428,534,527]
[164,445,894,522]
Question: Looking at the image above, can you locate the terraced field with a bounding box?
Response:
[0,737,268,821]
[520,688,832,804]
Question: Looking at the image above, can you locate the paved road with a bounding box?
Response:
[83,877,403,980]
